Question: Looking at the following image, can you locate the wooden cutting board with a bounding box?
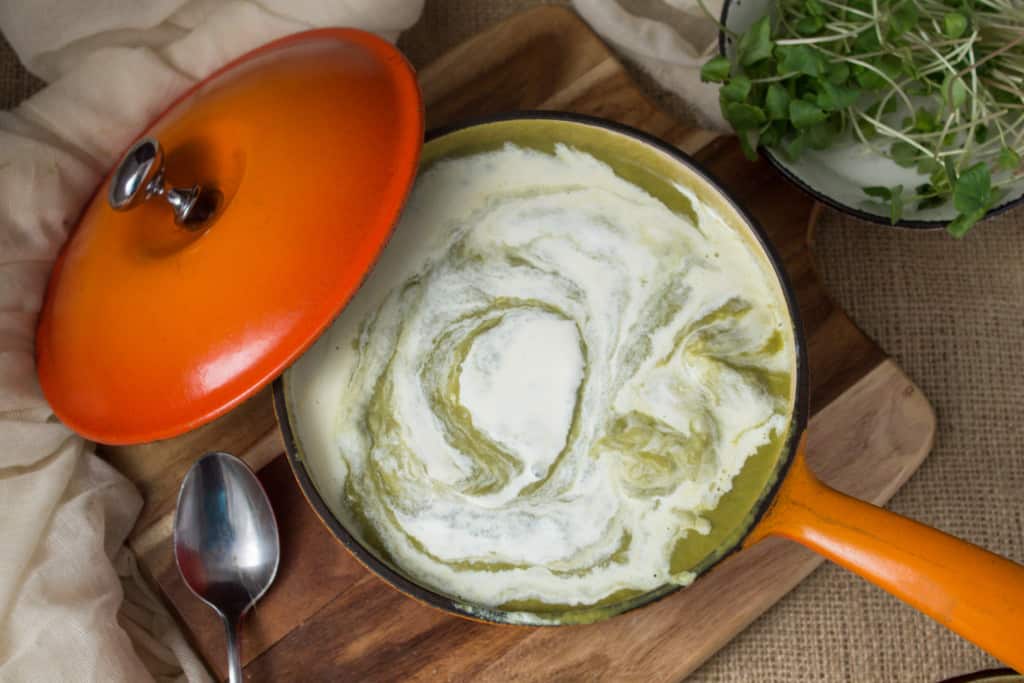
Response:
[101,7,937,681]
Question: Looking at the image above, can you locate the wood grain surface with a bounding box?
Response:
[100,7,936,681]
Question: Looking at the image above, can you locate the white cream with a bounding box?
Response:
[289,143,796,615]
[459,312,583,483]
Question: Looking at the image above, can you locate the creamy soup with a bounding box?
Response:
[288,133,797,622]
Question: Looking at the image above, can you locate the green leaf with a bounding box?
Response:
[943,73,968,109]
[889,184,904,225]
[878,55,904,80]
[781,133,807,161]
[854,64,886,90]
[724,102,767,130]
[998,147,1021,171]
[817,81,861,111]
[918,195,947,211]
[745,59,776,80]
[806,121,836,149]
[737,129,758,161]
[953,162,993,216]
[765,83,791,120]
[931,165,953,194]
[943,12,968,38]
[853,28,880,53]
[826,61,850,85]
[721,76,752,102]
[889,1,919,38]
[916,157,941,175]
[701,56,731,83]
[776,45,825,78]
[805,0,825,16]
[738,16,774,66]
[864,185,904,224]
[796,15,825,35]
[914,109,938,133]
[890,141,919,167]
[947,209,985,238]
[759,121,786,147]
[789,99,827,129]
[944,158,959,185]
[863,186,893,200]
[974,124,989,144]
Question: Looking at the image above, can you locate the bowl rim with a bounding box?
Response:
[273,110,810,626]
[717,0,1024,231]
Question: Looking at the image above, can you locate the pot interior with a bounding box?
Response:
[279,115,807,625]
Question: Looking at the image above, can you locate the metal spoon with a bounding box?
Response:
[173,451,280,683]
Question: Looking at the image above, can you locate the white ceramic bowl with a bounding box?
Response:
[719,0,1024,229]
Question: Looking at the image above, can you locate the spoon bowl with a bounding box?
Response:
[173,451,280,682]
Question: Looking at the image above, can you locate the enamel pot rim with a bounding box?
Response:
[273,111,810,625]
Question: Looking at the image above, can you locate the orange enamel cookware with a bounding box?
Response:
[275,114,1024,668]
[33,29,1024,670]
[752,434,1024,668]
[36,28,423,444]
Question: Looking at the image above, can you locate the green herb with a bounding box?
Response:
[724,102,767,130]
[702,0,1024,237]
[738,16,774,66]
[790,100,827,129]
[720,76,752,102]
[953,163,995,217]
[817,82,861,111]
[863,184,905,224]
[765,84,790,121]
[701,56,731,83]
[998,147,1020,172]
[776,44,824,77]
[890,141,919,167]
[942,74,968,110]
[796,15,824,36]
[943,12,968,39]
[888,1,919,38]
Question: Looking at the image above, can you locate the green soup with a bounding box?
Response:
[286,119,798,625]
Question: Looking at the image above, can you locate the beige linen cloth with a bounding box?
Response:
[0,2,421,681]
[572,0,727,129]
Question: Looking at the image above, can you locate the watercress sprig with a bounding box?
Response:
[701,0,1024,237]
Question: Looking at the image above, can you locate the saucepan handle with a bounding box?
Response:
[745,435,1024,670]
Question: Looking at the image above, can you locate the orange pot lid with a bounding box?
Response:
[36,28,423,444]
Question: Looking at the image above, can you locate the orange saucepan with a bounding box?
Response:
[276,114,1024,670]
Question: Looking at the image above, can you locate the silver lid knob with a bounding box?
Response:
[108,137,219,229]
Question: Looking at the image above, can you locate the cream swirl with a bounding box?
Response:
[290,143,795,613]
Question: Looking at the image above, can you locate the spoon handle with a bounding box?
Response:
[223,614,243,683]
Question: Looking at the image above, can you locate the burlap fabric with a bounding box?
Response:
[4,1,1021,680]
